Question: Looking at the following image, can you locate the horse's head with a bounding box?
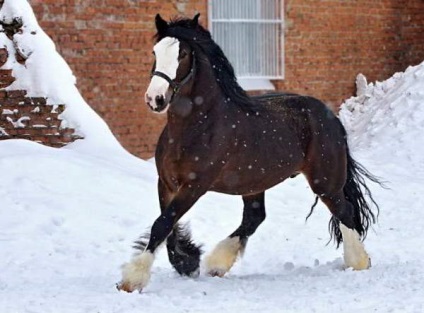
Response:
[145,14,199,114]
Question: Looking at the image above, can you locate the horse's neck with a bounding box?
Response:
[166,66,226,134]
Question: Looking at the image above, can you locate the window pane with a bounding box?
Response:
[210,0,284,79]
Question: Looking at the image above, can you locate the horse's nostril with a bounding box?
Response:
[145,93,153,104]
[155,95,165,107]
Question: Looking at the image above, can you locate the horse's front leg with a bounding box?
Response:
[156,179,203,277]
[205,192,266,277]
[117,184,206,293]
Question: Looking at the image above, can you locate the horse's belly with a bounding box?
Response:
[209,163,300,195]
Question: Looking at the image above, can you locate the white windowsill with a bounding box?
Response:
[237,78,276,91]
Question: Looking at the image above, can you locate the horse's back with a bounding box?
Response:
[253,92,344,136]
[254,92,348,191]
[254,92,331,113]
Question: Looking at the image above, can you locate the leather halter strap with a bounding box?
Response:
[152,51,196,102]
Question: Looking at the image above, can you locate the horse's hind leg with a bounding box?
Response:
[205,192,266,277]
[303,125,373,270]
[306,174,371,270]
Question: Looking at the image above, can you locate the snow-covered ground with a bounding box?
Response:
[1,1,424,312]
[2,128,423,313]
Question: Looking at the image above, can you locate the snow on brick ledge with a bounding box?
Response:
[0,36,81,147]
[0,89,82,147]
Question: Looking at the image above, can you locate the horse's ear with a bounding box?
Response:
[155,14,168,32]
[191,13,200,26]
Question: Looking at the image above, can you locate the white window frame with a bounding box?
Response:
[208,0,285,90]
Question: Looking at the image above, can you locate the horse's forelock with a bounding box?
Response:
[155,24,211,44]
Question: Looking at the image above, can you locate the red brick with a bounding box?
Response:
[0,91,81,147]
[0,48,8,67]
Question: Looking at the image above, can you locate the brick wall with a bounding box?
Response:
[277,0,424,110]
[28,0,424,158]
[400,1,424,69]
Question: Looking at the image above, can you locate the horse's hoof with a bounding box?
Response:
[204,237,241,278]
[355,257,371,270]
[172,260,201,278]
[116,281,142,293]
[345,256,371,271]
[188,267,200,278]
[118,252,154,293]
[208,269,226,278]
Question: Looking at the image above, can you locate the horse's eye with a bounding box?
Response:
[179,50,188,59]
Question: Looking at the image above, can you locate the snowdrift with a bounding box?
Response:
[340,63,424,173]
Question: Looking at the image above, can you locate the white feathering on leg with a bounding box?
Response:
[204,236,242,277]
[119,251,155,292]
[340,223,371,270]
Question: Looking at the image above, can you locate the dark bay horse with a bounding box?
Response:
[117,14,380,292]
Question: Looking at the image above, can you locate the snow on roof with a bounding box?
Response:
[0,0,127,154]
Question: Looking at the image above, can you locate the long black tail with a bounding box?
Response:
[329,146,383,247]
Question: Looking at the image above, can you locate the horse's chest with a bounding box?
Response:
[157,149,207,190]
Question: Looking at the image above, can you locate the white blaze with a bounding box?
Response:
[145,37,180,110]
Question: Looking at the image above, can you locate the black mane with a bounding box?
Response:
[155,17,261,113]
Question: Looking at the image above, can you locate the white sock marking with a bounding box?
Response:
[120,251,155,292]
[205,236,242,277]
[340,223,371,270]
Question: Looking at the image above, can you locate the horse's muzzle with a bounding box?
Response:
[145,93,168,113]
